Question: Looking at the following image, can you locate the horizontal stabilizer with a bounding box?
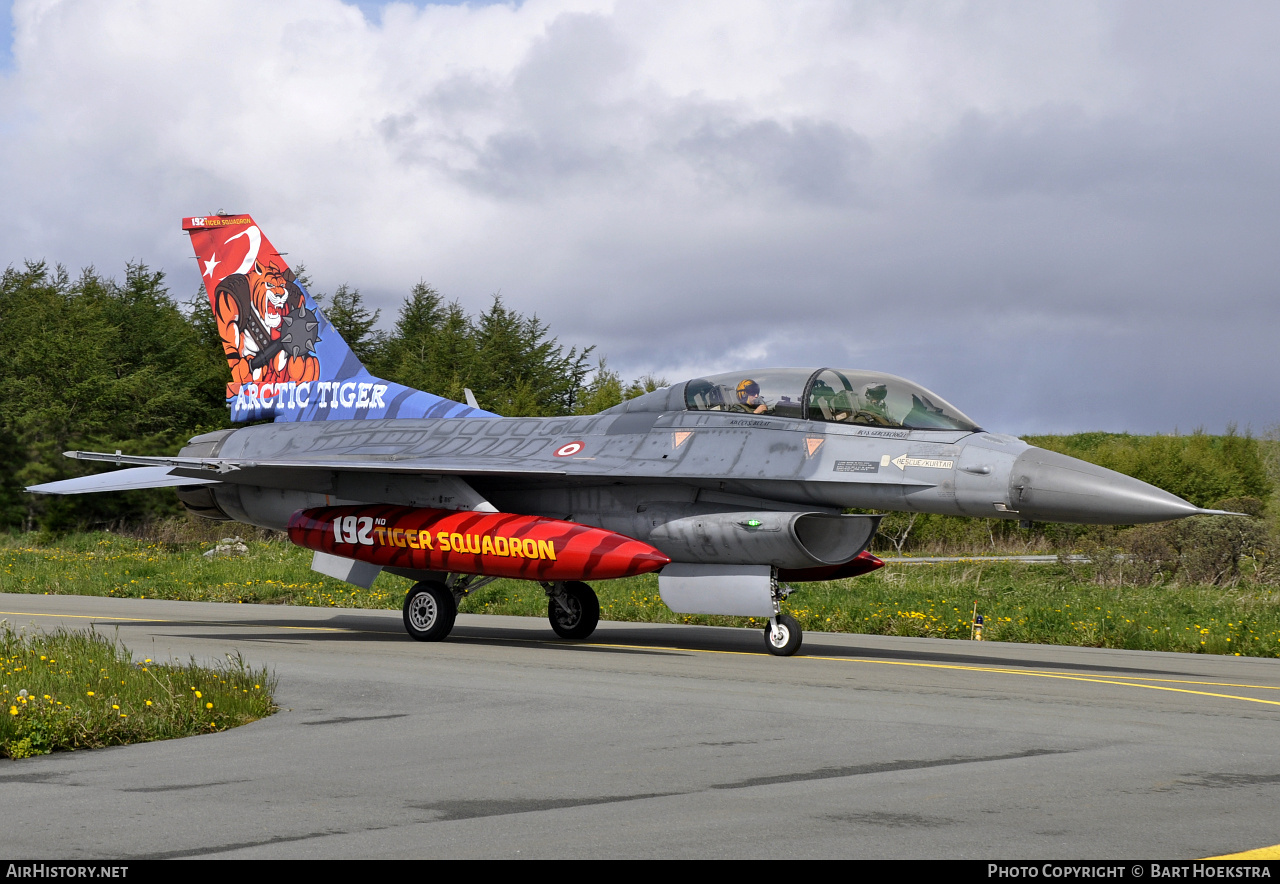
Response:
[26,467,220,495]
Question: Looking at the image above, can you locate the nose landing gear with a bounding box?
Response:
[546,581,601,640]
[765,613,802,656]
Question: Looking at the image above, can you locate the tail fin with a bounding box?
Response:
[183,214,492,423]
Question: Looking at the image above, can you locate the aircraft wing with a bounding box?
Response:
[32,451,568,495]
[26,466,222,495]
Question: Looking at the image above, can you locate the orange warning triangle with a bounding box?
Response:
[805,437,824,457]
[673,431,693,449]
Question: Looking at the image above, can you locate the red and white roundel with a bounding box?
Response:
[554,441,584,457]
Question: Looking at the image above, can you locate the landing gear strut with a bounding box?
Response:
[546,581,600,640]
[764,573,802,656]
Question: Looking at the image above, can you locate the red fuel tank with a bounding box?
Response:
[776,550,885,583]
[288,505,671,582]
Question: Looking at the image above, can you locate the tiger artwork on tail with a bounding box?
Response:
[185,213,484,422]
[214,257,320,399]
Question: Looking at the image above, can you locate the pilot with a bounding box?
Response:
[854,383,893,426]
[736,379,770,414]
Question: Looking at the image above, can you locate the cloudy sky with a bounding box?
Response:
[2,0,1277,435]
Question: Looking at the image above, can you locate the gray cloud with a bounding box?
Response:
[673,115,870,205]
[0,0,1276,436]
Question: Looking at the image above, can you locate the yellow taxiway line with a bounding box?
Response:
[0,609,354,632]
[0,609,168,623]
[587,641,1280,709]
[1206,844,1280,859]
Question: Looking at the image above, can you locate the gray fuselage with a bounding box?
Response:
[177,399,1203,541]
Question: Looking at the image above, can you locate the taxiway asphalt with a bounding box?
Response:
[0,592,1277,859]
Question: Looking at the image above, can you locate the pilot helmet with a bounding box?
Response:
[864,383,888,404]
[737,379,761,403]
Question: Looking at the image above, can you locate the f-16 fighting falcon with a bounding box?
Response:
[26,214,1231,656]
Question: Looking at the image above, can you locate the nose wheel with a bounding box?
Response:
[547,581,600,640]
[765,614,802,656]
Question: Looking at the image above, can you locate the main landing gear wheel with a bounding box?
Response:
[548,581,600,640]
[403,581,457,642]
[765,614,802,657]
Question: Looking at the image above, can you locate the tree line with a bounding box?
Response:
[317,279,665,417]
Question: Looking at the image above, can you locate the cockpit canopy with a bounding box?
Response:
[682,368,981,431]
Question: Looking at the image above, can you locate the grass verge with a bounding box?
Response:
[3,533,1280,658]
[1,622,276,759]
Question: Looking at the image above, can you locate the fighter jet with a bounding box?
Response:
[27,214,1230,656]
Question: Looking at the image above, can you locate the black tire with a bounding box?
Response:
[403,581,457,642]
[548,581,600,640]
[764,613,802,656]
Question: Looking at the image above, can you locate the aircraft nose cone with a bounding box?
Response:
[1009,447,1200,524]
